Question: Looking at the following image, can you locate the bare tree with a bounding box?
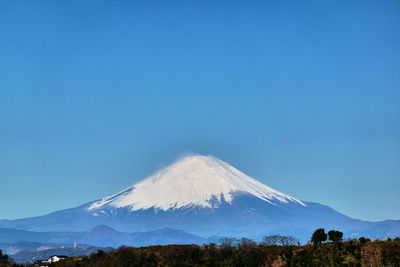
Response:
[218,237,237,248]
[238,237,257,249]
[262,235,280,246]
[261,235,299,246]
[280,235,300,246]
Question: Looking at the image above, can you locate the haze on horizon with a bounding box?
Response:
[0,0,399,222]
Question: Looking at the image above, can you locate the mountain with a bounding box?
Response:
[0,240,105,256]
[0,225,206,252]
[1,154,399,243]
[88,154,305,211]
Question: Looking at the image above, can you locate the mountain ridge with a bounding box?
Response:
[0,225,207,248]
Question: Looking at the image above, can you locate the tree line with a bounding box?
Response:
[2,229,400,266]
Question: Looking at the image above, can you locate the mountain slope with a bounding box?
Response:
[88,155,305,211]
[1,154,399,243]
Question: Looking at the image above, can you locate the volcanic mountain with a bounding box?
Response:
[89,155,305,211]
[1,155,399,243]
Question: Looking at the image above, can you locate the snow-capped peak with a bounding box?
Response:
[88,155,305,211]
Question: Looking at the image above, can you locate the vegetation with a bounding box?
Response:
[53,232,400,267]
[0,249,21,267]
[311,228,328,244]
[328,230,343,243]
[261,235,299,246]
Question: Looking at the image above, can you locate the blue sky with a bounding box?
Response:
[0,0,399,221]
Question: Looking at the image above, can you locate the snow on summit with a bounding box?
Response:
[88,155,305,211]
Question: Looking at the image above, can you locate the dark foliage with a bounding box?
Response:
[311,228,327,244]
[0,249,9,265]
[0,249,22,267]
[359,236,371,245]
[381,240,400,266]
[53,238,400,267]
[327,230,343,242]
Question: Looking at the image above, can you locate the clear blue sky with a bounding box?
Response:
[0,0,399,221]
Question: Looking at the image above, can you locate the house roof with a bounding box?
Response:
[49,255,68,258]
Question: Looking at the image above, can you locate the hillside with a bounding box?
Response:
[54,239,400,267]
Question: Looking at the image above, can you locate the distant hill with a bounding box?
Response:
[0,240,104,257]
[0,225,206,249]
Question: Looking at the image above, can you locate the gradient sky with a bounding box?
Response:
[0,0,399,221]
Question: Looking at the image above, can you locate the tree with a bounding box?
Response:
[0,249,13,266]
[311,228,327,244]
[218,237,237,248]
[262,235,299,246]
[238,238,257,249]
[261,235,280,246]
[328,230,343,242]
